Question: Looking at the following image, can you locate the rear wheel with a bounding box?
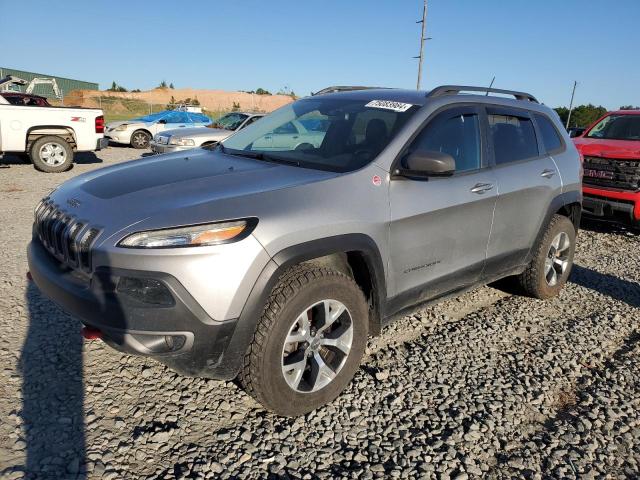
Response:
[29,136,73,173]
[518,214,576,299]
[130,130,151,149]
[239,265,369,416]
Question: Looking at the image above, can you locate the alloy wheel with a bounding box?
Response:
[545,232,571,286]
[281,299,353,393]
[132,132,149,147]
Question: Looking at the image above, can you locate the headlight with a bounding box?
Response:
[169,137,196,146]
[115,124,128,131]
[117,219,257,248]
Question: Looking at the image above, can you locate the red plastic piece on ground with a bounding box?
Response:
[26,271,33,281]
[82,327,102,340]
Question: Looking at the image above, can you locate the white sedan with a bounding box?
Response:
[252,119,327,151]
[105,110,211,149]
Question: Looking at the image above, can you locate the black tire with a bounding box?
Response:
[239,265,369,416]
[295,142,314,151]
[130,130,151,149]
[29,136,74,173]
[518,214,576,299]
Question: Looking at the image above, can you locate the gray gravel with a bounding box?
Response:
[1,148,639,479]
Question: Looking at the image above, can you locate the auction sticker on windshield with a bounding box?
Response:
[365,100,414,112]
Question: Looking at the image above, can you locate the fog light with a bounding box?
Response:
[117,277,174,306]
[164,335,186,351]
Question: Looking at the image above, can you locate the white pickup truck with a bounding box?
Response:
[0,77,108,173]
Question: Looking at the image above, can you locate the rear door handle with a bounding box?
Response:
[541,169,556,178]
[470,183,494,194]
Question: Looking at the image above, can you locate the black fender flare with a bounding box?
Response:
[525,189,582,265]
[214,234,387,379]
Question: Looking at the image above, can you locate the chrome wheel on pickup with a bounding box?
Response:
[29,135,74,173]
[40,142,67,166]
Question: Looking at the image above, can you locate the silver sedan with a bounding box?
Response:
[150,112,263,154]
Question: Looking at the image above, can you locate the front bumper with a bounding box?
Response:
[149,141,192,154]
[582,186,640,223]
[27,239,242,378]
[104,130,132,145]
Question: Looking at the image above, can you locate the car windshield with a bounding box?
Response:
[221,97,420,172]
[586,114,640,141]
[211,113,248,130]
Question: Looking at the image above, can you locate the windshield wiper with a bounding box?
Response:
[223,148,301,167]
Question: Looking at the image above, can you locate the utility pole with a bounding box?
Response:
[566,81,578,129]
[415,0,429,90]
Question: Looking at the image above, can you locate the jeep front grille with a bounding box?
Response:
[34,199,101,271]
[583,156,640,191]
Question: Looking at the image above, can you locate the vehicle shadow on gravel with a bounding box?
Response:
[74,152,103,165]
[0,152,102,167]
[18,282,87,478]
[580,217,639,237]
[570,264,640,308]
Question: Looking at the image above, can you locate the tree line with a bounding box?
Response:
[554,104,640,128]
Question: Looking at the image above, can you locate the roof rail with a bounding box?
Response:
[312,85,383,96]
[428,85,539,103]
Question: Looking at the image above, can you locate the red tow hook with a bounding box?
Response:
[82,326,103,340]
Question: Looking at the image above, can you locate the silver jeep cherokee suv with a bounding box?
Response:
[28,85,582,416]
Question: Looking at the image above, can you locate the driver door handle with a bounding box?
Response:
[470,183,494,194]
[541,169,556,179]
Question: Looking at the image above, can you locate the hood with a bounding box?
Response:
[106,120,145,130]
[49,149,338,241]
[574,137,640,160]
[157,127,228,139]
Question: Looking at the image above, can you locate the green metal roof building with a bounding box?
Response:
[0,67,99,99]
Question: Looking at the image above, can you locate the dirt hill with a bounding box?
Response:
[65,87,294,113]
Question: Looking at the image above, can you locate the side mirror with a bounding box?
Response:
[158,119,167,124]
[398,150,455,178]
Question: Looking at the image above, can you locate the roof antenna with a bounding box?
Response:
[486,76,495,95]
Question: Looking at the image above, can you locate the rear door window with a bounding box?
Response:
[534,113,563,153]
[488,110,539,164]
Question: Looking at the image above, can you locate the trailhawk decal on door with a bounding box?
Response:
[365,100,414,112]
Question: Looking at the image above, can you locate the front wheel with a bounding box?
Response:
[238,265,369,416]
[518,214,576,299]
[130,130,151,149]
[29,136,74,173]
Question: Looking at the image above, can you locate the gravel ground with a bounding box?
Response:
[0,148,639,479]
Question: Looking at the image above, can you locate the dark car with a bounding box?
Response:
[0,92,51,107]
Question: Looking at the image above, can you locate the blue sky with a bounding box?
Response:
[1,0,638,109]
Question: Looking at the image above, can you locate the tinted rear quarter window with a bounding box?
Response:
[534,113,563,152]
[489,113,539,164]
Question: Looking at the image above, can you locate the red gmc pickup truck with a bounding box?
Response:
[573,110,640,226]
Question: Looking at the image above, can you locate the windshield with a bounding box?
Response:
[222,97,420,172]
[586,114,640,141]
[211,113,248,130]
